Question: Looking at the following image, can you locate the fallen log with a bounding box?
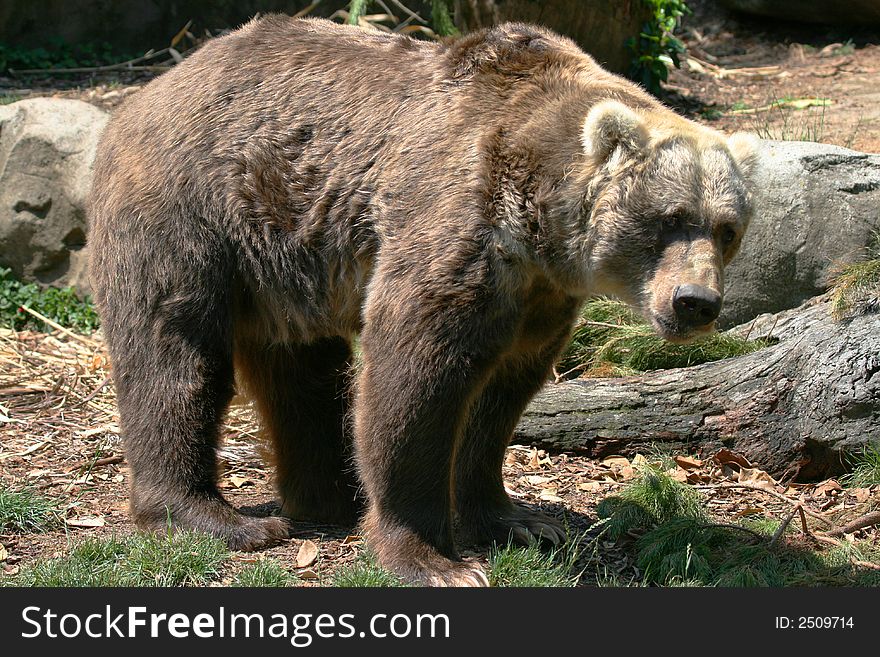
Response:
[514,296,879,481]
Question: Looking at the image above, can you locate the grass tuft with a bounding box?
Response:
[9,532,228,587]
[830,258,880,320]
[0,487,62,533]
[488,538,581,587]
[596,468,880,586]
[596,465,707,540]
[558,298,770,377]
[231,559,298,587]
[840,442,880,488]
[332,552,406,587]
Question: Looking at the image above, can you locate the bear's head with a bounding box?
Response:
[575,100,759,342]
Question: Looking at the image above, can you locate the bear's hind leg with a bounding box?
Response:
[235,337,361,526]
[108,300,288,551]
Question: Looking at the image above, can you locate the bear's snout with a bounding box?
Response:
[672,284,722,328]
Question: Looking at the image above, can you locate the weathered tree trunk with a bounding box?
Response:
[514,297,880,481]
[454,0,650,73]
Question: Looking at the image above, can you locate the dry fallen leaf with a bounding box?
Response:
[578,481,602,493]
[298,568,320,580]
[538,490,563,503]
[815,480,843,497]
[734,507,766,517]
[674,455,703,470]
[0,544,7,561]
[525,475,552,486]
[66,516,105,528]
[853,488,871,504]
[296,539,319,568]
[737,468,777,489]
[602,456,630,469]
[631,453,649,468]
[669,467,688,482]
[713,448,752,469]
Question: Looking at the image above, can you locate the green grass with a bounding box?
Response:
[0,267,99,333]
[0,94,22,105]
[7,532,228,587]
[332,552,406,587]
[558,298,770,377]
[488,539,581,587]
[596,467,880,586]
[0,488,62,533]
[597,465,707,541]
[745,98,828,143]
[841,443,880,488]
[830,258,880,320]
[231,559,298,587]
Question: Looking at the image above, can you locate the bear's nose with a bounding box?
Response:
[672,284,722,327]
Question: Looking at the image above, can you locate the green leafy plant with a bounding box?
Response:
[628,0,690,95]
[0,267,99,333]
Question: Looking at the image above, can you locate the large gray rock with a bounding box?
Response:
[721,140,880,327]
[0,98,109,293]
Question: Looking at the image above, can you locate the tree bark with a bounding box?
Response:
[454,0,650,73]
[514,297,880,481]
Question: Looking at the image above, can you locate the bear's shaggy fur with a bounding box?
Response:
[88,16,758,586]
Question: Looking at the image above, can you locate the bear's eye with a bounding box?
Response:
[720,226,737,246]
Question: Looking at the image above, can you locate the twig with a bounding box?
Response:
[827,510,880,537]
[701,523,765,542]
[10,65,172,75]
[293,1,323,19]
[92,455,124,467]
[798,505,809,535]
[769,504,800,548]
[80,375,112,405]
[18,306,101,349]
[388,0,427,24]
[9,47,174,76]
[695,482,833,526]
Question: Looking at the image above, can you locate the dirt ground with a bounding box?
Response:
[666,0,880,153]
[1,4,879,585]
[1,328,877,585]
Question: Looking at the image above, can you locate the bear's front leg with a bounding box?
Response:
[455,316,577,548]
[354,279,516,586]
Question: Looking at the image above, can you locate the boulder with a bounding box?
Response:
[719,0,880,25]
[0,98,108,294]
[721,140,880,327]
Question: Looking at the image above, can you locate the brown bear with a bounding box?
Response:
[88,16,758,586]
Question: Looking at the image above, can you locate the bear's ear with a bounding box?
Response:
[581,100,648,164]
[726,131,761,180]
